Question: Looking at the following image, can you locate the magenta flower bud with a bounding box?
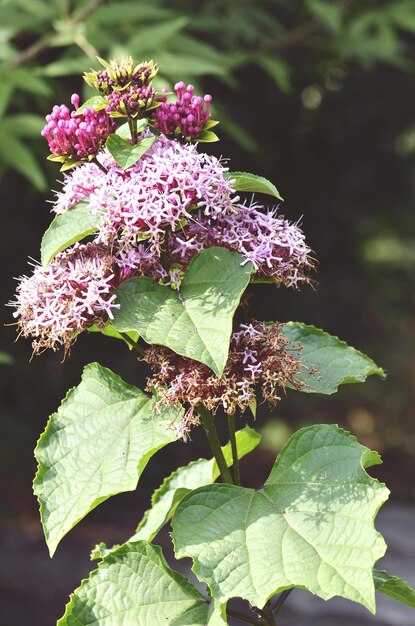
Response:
[71,94,80,109]
[153,82,214,142]
[41,94,115,162]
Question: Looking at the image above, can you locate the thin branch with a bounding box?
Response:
[9,0,107,69]
[227,413,240,485]
[197,405,234,484]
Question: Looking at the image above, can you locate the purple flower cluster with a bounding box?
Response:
[12,243,119,353]
[41,94,115,162]
[15,59,314,359]
[153,82,213,142]
[169,204,313,287]
[53,135,238,254]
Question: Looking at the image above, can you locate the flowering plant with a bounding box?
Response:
[11,57,415,625]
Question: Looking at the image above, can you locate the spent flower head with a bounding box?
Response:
[145,321,304,438]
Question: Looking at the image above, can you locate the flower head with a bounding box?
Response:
[145,321,304,438]
[153,82,213,142]
[41,94,115,163]
[169,203,313,287]
[11,243,119,354]
[53,135,238,253]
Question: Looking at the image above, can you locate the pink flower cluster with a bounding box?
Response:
[145,321,303,438]
[41,94,115,161]
[153,82,212,142]
[12,244,119,353]
[53,135,238,253]
[169,204,313,286]
[15,86,313,357]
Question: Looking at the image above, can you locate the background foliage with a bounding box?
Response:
[1,0,415,624]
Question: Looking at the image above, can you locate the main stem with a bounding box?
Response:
[227,413,240,485]
[197,405,234,484]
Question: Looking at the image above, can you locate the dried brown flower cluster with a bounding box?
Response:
[145,321,304,438]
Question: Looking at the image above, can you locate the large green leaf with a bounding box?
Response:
[58,541,211,626]
[283,322,385,394]
[34,363,180,556]
[91,426,261,559]
[106,133,156,169]
[227,171,283,200]
[112,247,253,376]
[374,569,415,607]
[41,201,98,266]
[172,424,389,613]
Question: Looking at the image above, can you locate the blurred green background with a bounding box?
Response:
[1,0,415,624]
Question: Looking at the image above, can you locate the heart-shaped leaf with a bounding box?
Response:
[58,541,211,626]
[112,247,253,376]
[91,426,261,559]
[172,424,389,613]
[34,363,181,555]
[106,133,156,169]
[283,322,385,394]
[41,201,98,266]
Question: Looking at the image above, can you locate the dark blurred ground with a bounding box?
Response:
[2,27,415,626]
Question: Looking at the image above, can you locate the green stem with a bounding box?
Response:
[128,117,138,144]
[119,332,146,357]
[227,413,240,485]
[197,405,234,484]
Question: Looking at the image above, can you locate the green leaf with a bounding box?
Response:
[282,322,385,394]
[2,113,44,137]
[227,171,283,200]
[91,427,260,560]
[129,426,261,545]
[0,130,46,190]
[34,363,180,555]
[112,247,253,376]
[197,130,219,142]
[75,95,108,114]
[307,0,344,32]
[258,55,292,93]
[40,201,98,266]
[172,424,389,613]
[10,68,51,96]
[58,541,210,626]
[106,133,156,169]
[37,57,90,77]
[0,351,13,365]
[374,568,415,607]
[88,323,139,346]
